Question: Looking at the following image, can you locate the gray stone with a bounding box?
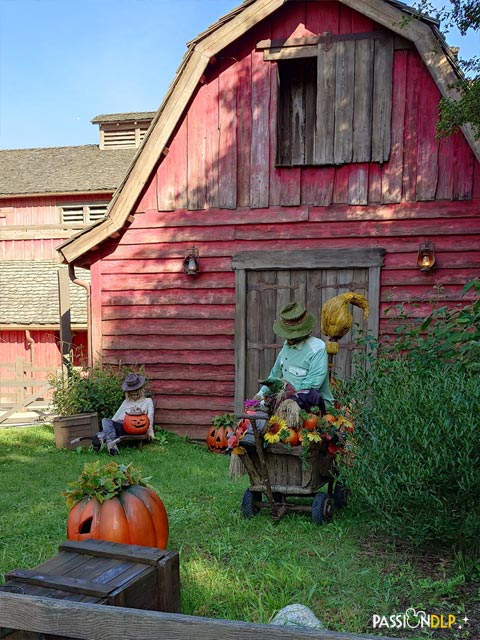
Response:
[271,604,325,630]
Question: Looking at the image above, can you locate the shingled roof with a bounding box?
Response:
[91,112,156,124]
[0,261,89,326]
[0,145,136,197]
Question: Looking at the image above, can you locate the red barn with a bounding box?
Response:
[57,0,480,440]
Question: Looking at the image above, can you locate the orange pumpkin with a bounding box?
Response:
[302,414,318,431]
[67,484,168,548]
[206,425,234,453]
[123,413,150,435]
[281,427,300,446]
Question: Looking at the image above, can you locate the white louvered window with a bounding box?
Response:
[100,123,150,149]
[60,204,108,225]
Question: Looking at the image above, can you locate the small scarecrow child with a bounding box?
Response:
[91,373,155,456]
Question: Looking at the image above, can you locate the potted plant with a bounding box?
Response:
[64,460,169,549]
[206,412,237,452]
[48,363,136,449]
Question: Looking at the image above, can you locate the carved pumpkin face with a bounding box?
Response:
[67,485,168,548]
[123,413,150,435]
[206,425,234,453]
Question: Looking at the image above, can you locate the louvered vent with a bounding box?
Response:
[88,204,108,221]
[100,122,151,149]
[61,206,85,224]
[60,204,108,225]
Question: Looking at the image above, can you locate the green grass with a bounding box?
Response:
[0,425,478,639]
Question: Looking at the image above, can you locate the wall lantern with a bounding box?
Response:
[183,246,200,276]
[417,241,436,271]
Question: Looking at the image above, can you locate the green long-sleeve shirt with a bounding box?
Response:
[259,336,334,407]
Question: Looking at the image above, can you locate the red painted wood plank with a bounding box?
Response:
[100,257,231,274]
[250,46,271,208]
[236,52,252,207]
[103,290,235,307]
[204,77,220,209]
[148,363,235,381]
[218,63,239,209]
[101,272,234,291]
[102,318,234,336]
[348,163,369,205]
[305,0,339,35]
[158,406,234,423]
[187,85,209,210]
[129,206,310,228]
[301,167,335,205]
[333,166,350,203]
[382,50,407,204]
[156,117,188,211]
[385,250,480,269]
[402,51,421,201]
[136,174,158,213]
[415,64,440,200]
[473,159,480,198]
[153,379,234,396]
[380,284,477,301]
[368,163,382,203]
[234,217,480,239]
[453,130,474,200]
[435,134,455,200]
[120,225,235,243]
[103,334,233,353]
[102,349,234,366]
[102,304,235,320]
[381,268,480,285]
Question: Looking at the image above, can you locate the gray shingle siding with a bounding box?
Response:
[0,261,89,325]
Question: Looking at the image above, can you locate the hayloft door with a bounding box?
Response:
[232,248,385,412]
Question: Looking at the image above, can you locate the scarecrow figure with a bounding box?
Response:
[91,373,155,456]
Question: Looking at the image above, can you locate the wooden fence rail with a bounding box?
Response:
[0,592,400,640]
[0,358,57,405]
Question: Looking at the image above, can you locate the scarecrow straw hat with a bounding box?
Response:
[273,302,316,339]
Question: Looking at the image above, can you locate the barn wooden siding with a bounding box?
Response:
[90,1,480,439]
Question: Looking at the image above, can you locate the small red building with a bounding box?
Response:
[57,0,480,439]
[0,113,154,413]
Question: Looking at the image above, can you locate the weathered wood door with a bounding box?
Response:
[232,248,385,412]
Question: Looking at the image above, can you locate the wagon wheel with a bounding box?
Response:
[241,489,262,519]
[311,492,333,525]
[333,481,349,508]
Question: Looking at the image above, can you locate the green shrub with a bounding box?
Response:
[338,279,480,554]
[48,363,142,423]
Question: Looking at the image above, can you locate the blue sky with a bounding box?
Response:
[0,0,478,150]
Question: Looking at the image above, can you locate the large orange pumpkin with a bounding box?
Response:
[123,413,150,435]
[66,485,168,548]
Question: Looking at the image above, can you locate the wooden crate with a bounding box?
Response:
[2,539,180,614]
[241,442,335,495]
[53,413,98,449]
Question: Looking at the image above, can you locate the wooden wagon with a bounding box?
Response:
[236,414,348,524]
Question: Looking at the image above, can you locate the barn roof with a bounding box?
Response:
[0,145,136,197]
[91,112,157,124]
[0,261,89,327]
[57,0,480,265]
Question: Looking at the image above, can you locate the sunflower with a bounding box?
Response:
[264,415,288,444]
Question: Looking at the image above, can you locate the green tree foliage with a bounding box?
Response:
[415,1,480,139]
